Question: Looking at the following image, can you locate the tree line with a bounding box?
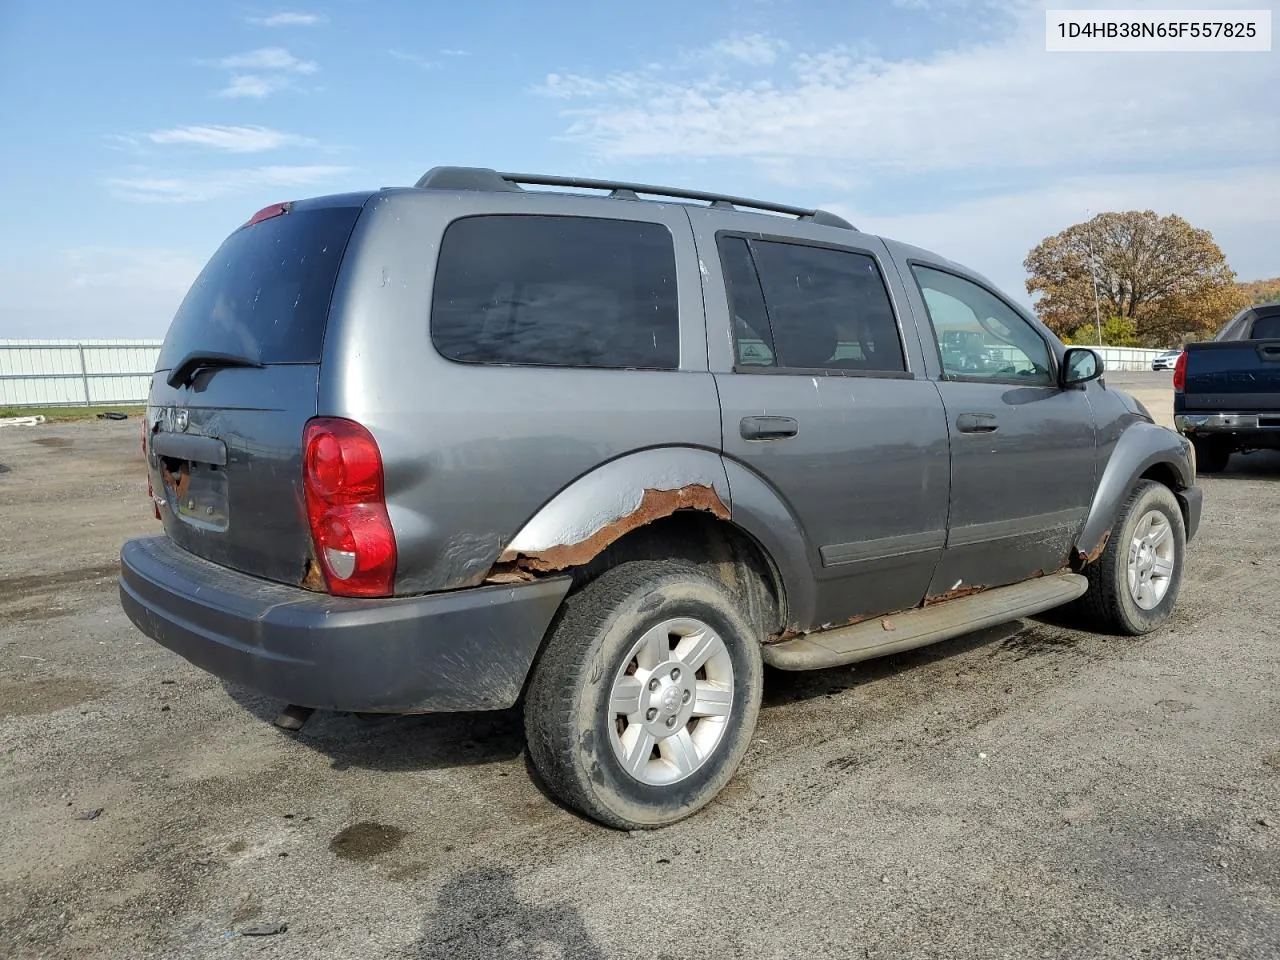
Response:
[1024,210,1275,348]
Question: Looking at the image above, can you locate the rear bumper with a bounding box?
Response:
[119,536,571,713]
[1175,412,1280,448]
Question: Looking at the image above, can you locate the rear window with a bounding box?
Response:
[157,205,363,369]
[430,215,679,369]
[1252,314,1280,339]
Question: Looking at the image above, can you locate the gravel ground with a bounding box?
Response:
[2,376,1278,960]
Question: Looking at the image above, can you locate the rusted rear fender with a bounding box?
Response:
[493,447,733,575]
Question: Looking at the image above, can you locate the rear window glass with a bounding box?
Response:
[157,205,362,369]
[430,215,679,369]
[1252,315,1280,339]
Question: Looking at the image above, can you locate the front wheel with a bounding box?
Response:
[523,559,764,829]
[1072,480,1186,635]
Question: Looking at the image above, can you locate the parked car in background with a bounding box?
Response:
[1152,348,1183,371]
[1175,303,1280,472]
[118,167,1203,830]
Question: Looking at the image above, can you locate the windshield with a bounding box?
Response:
[157,204,363,369]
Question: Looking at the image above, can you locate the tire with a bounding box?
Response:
[523,559,764,829]
[1192,437,1231,474]
[1072,480,1186,635]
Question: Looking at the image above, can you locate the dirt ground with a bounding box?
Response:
[2,375,1279,960]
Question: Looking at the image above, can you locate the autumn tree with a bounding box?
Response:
[1024,211,1250,347]
[1238,277,1280,305]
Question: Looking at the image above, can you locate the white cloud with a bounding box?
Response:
[217,47,317,73]
[536,7,1276,177]
[145,125,315,153]
[440,48,469,57]
[65,247,204,294]
[827,167,1280,304]
[208,47,318,98]
[705,35,788,66]
[389,49,438,70]
[246,12,325,27]
[0,248,204,339]
[107,165,351,203]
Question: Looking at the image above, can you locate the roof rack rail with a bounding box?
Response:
[413,166,856,230]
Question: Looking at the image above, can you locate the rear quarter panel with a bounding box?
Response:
[320,190,721,594]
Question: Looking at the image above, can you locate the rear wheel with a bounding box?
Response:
[523,560,763,829]
[1192,437,1231,474]
[1072,480,1186,635]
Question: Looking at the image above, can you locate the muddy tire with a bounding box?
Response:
[523,559,763,829]
[1071,480,1186,636]
[1192,437,1231,474]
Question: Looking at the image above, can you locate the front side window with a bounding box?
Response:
[912,266,1053,385]
[431,215,679,369]
[718,237,906,374]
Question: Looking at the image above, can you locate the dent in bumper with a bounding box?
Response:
[119,536,571,713]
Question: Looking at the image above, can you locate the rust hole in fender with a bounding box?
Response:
[299,558,326,592]
[1073,530,1111,569]
[484,484,731,583]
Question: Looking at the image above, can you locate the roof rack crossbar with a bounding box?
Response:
[412,166,856,230]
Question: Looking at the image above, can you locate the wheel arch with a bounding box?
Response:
[485,447,814,637]
[1075,422,1195,566]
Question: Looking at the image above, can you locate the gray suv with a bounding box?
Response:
[119,167,1202,829]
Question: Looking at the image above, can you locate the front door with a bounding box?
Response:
[907,264,1098,597]
[698,221,952,628]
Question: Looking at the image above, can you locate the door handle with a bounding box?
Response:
[956,412,998,434]
[740,416,798,441]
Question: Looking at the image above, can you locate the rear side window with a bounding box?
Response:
[717,236,776,367]
[430,216,679,369]
[718,237,906,373]
[158,205,362,368]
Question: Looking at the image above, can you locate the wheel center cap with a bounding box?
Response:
[660,686,681,715]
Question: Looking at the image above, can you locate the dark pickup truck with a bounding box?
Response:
[1175,303,1280,473]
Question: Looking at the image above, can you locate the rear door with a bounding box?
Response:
[694,214,951,628]
[146,197,366,587]
[900,262,1097,595]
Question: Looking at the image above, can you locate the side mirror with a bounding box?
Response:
[1061,347,1103,388]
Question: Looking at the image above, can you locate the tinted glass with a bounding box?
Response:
[912,266,1053,385]
[158,205,362,368]
[749,241,906,372]
[431,216,679,369]
[1252,314,1280,339]
[717,236,776,367]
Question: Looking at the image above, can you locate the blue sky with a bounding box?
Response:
[1,0,1276,339]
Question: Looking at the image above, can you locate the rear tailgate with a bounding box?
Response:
[146,197,366,587]
[1179,339,1280,413]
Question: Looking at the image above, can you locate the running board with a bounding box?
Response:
[762,573,1088,671]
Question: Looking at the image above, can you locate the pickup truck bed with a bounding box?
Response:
[1175,303,1280,472]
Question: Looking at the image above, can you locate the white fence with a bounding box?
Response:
[1092,346,1167,373]
[0,339,162,408]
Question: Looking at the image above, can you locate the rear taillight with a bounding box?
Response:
[302,418,397,597]
[1173,351,1187,392]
